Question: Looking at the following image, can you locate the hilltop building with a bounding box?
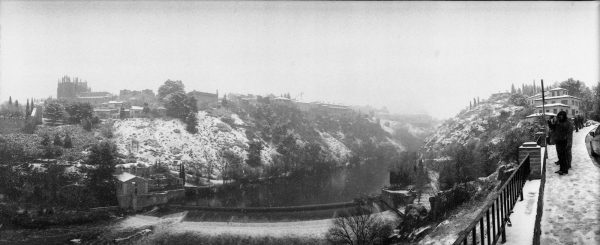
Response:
[56,75,114,104]
[530,87,583,117]
[119,89,156,106]
[57,76,91,99]
[76,91,113,104]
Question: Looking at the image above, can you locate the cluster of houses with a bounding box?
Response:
[525,87,584,119]
[91,101,166,119]
[230,93,354,116]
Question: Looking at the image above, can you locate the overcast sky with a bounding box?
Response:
[0,1,598,119]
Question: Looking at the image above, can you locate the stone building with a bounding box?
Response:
[57,76,91,99]
[114,164,185,210]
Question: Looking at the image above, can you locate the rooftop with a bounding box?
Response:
[526,112,557,118]
[534,95,580,101]
[535,103,570,108]
[114,172,137,182]
[549,87,567,91]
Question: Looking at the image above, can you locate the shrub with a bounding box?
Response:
[221,116,235,126]
[81,118,92,131]
[508,93,528,106]
[326,206,393,245]
[40,134,51,146]
[53,133,63,146]
[101,124,114,138]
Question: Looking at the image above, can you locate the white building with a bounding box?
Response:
[531,88,583,117]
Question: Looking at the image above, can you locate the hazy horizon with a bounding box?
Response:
[1,1,598,119]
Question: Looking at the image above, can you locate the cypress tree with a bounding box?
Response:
[15,100,19,108]
[25,99,30,118]
[8,96,12,105]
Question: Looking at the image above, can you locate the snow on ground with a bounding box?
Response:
[380,119,395,135]
[540,126,600,245]
[167,219,331,238]
[230,113,245,126]
[419,197,489,245]
[154,211,396,239]
[504,179,541,245]
[260,143,277,165]
[320,132,351,162]
[112,112,249,175]
[113,212,187,230]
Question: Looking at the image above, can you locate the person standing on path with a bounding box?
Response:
[548,111,573,175]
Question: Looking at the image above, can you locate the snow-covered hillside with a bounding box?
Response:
[319,132,352,162]
[422,94,532,157]
[113,112,251,176]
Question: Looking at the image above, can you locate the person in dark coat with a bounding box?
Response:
[548,111,573,175]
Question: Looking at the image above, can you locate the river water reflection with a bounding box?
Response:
[185,167,389,207]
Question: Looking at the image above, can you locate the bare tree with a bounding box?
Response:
[326,206,393,245]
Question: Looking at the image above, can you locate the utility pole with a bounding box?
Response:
[541,79,548,160]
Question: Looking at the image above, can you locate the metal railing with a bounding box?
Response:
[452,154,531,245]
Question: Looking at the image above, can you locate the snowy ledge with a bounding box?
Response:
[503,179,541,245]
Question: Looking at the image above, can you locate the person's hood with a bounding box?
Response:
[557,111,568,122]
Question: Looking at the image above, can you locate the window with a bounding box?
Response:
[572,109,575,115]
[553,109,557,114]
[561,100,568,105]
[546,110,550,113]
[539,110,542,113]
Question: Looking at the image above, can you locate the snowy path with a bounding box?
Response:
[541,125,600,244]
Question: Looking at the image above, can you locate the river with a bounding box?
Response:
[185,165,390,207]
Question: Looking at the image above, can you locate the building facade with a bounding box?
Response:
[532,88,582,117]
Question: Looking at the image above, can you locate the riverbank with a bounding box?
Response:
[121,210,397,245]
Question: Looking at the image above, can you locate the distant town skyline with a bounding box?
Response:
[1,1,598,119]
